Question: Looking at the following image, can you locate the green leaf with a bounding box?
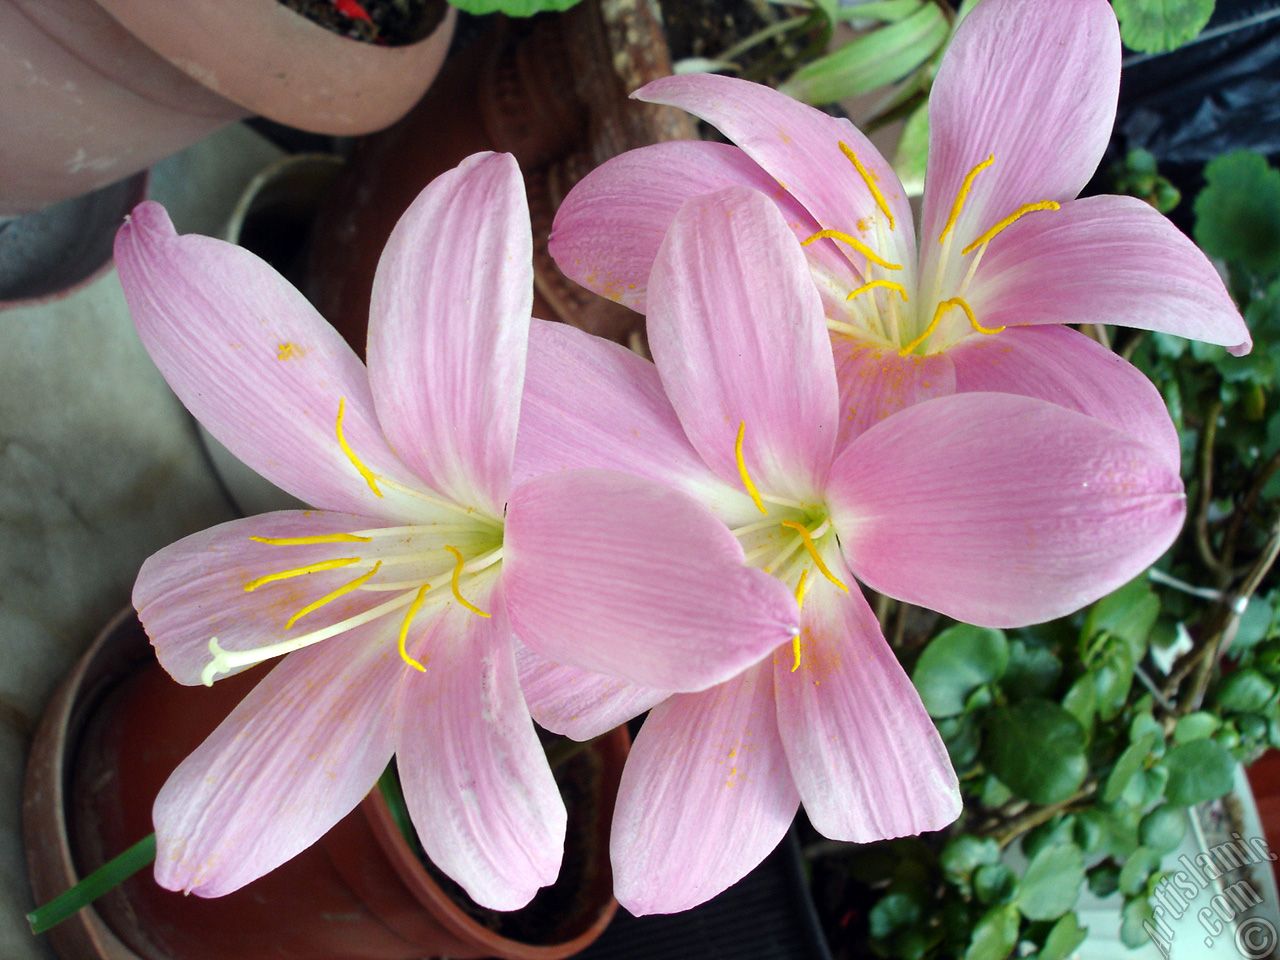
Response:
[1087,861,1121,897]
[1216,669,1276,713]
[838,0,926,22]
[1017,844,1085,920]
[1092,650,1136,722]
[1119,846,1162,896]
[1112,0,1215,54]
[869,889,923,939]
[1174,711,1221,743]
[1002,641,1062,701]
[1039,913,1088,960]
[893,98,930,197]
[965,903,1021,960]
[1139,804,1187,853]
[779,4,949,104]
[983,700,1087,804]
[1121,895,1157,948]
[1103,731,1158,803]
[941,835,1001,895]
[912,624,1009,718]
[1085,576,1159,657]
[1162,739,1236,805]
[974,863,1017,905]
[1062,674,1097,732]
[1194,151,1280,276]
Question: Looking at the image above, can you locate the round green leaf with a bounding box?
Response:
[983,700,1087,805]
[1040,913,1088,960]
[869,889,923,939]
[1174,711,1221,743]
[1119,846,1162,897]
[1139,804,1187,853]
[913,624,1009,718]
[1017,844,1085,921]
[1216,669,1276,713]
[1087,861,1120,897]
[1120,895,1157,949]
[1194,151,1280,275]
[1103,731,1158,803]
[974,863,1017,906]
[1162,739,1236,806]
[941,835,1001,894]
[1112,0,1214,54]
[965,904,1020,960]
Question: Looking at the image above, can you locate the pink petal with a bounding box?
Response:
[611,663,800,915]
[827,393,1186,626]
[515,642,668,741]
[831,339,956,450]
[394,580,565,911]
[919,0,1120,256]
[135,511,404,686]
[968,194,1251,355]
[774,572,959,841]
[636,74,917,278]
[515,320,756,526]
[647,186,839,500]
[504,469,799,691]
[115,202,427,520]
[367,152,532,515]
[950,325,1181,471]
[152,624,402,896]
[549,140,821,314]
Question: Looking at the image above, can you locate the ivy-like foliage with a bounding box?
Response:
[1111,0,1216,53]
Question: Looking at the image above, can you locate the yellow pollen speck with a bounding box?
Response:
[445,545,491,618]
[961,201,1060,255]
[277,342,306,360]
[839,141,894,230]
[734,422,768,515]
[940,154,994,243]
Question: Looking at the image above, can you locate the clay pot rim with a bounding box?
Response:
[94,0,458,135]
[25,607,622,959]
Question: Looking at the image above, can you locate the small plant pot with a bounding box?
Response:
[25,607,624,960]
[2,0,455,216]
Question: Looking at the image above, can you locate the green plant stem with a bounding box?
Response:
[1221,446,1280,571]
[1181,518,1280,714]
[27,833,156,935]
[985,782,1097,849]
[1194,399,1231,583]
[715,13,810,66]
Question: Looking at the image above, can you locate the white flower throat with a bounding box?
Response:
[802,144,1060,356]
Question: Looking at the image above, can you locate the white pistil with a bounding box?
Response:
[201,589,420,685]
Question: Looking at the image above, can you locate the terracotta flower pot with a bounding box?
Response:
[1,0,455,216]
[304,0,695,351]
[25,608,625,960]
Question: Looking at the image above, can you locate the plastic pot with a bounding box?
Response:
[25,607,624,960]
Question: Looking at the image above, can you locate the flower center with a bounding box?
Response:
[732,422,848,671]
[800,147,1060,357]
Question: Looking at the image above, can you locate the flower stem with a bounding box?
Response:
[27,833,156,934]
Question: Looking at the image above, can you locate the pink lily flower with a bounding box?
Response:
[516,185,1187,914]
[114,153,799,910]
[549,0,1249,466]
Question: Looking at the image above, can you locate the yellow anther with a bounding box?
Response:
[780,521,848,592]
[243,556,361,592]
[286,561,382,630]
[839,142,894,230]
[790,569,811,673]
[397,583,431,672]
[846,280,909,303]
[336,397,384,498]
[960,201,1060,255]
[898,296,1001,356]
[251,533,373,546]
[939,154,994,243]
[735,421,768,515]
[801,229,903,271]
[444,545,491,618]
